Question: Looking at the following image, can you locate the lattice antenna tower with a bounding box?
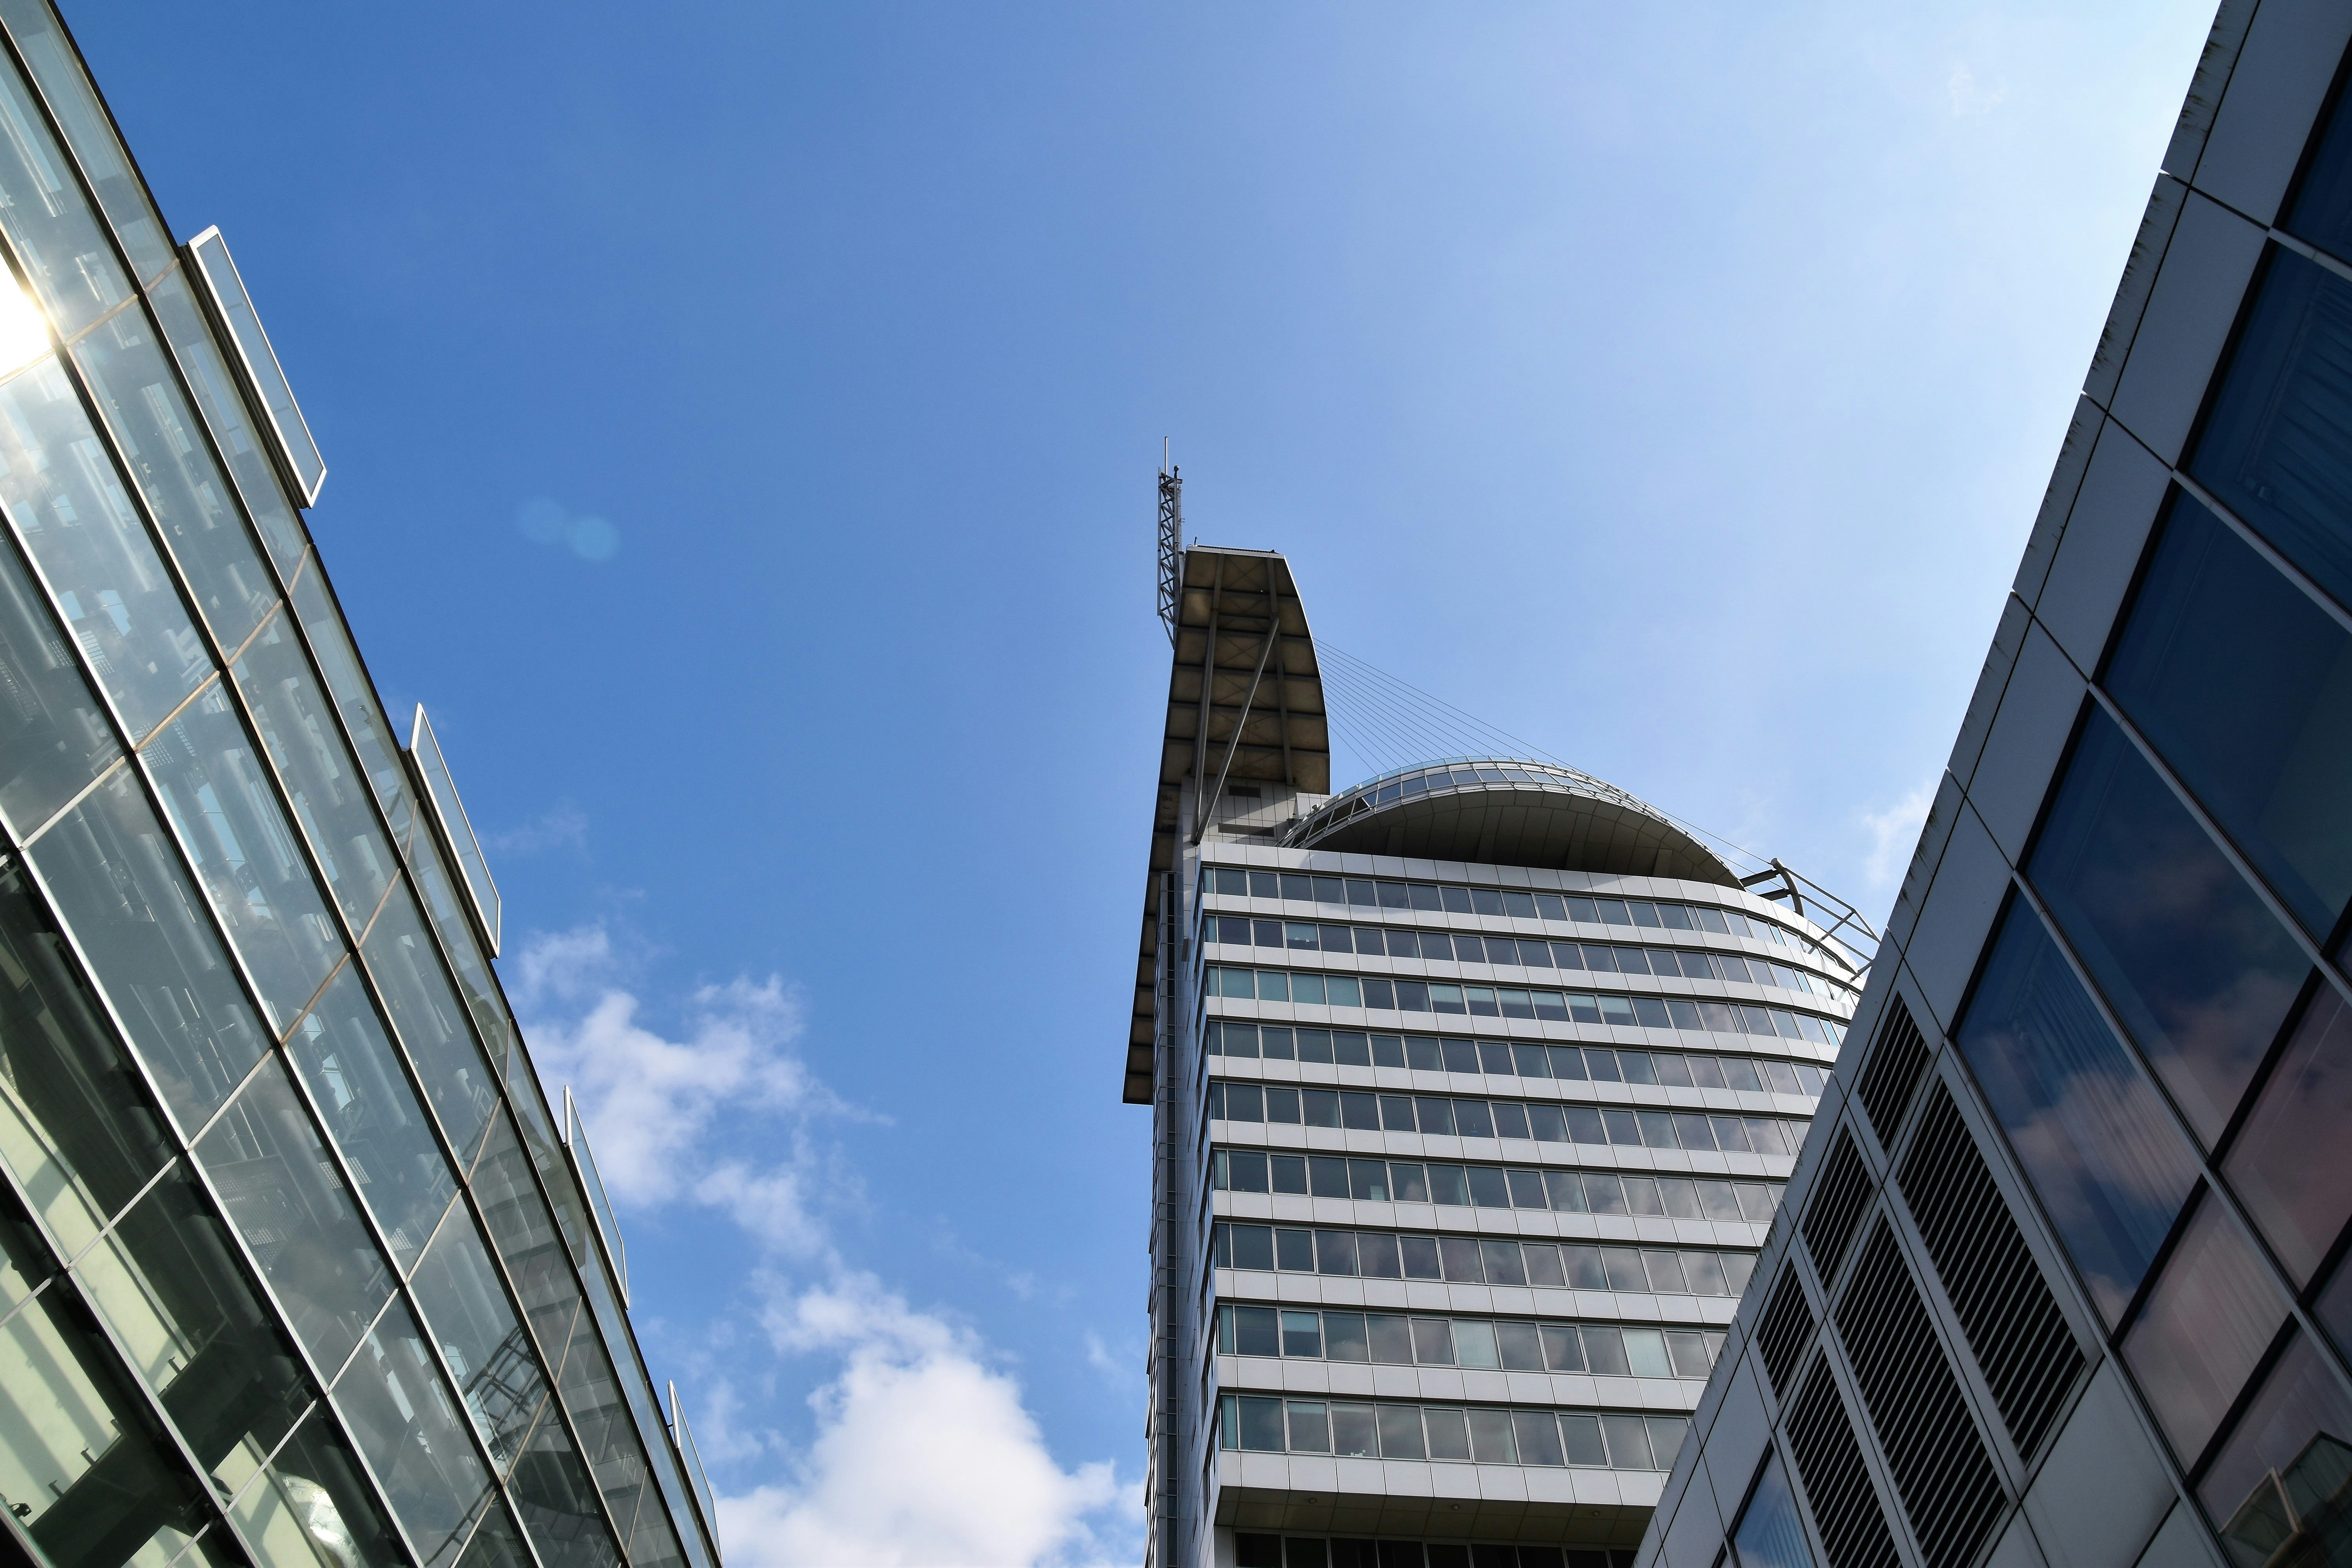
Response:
[1156,440,1182,645]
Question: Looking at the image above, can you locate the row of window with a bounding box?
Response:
[1203,968,1844,1044]
[1209,1086,1807,1157]
[1205,1024,1832,1093]
[1197,865,1851,972]
[1232,1534,1629,1568]
[1202,918,1847,1000]
[1213,1154,1782,1225]
[1212,1153,1782,1224]
[1215,1303,1725,1377]
[1216,1394,1689,1472]
[1211,1221,1760,1296]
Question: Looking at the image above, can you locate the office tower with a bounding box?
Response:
[1132,535,1868,1568]
[0,7,720,1568]
[1634,4,2352,1568]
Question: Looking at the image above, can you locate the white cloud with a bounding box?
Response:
[722,1273,1132,1568]
[485,804,590,857]
[1861,779,1938,891]
[511,925,1136,1568]
[515,926,835,1204]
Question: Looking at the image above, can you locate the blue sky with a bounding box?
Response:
[74,2,2211,1561]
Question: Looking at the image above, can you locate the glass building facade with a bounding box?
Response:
[0,7,722,1568]
[1130,552,1864,1568]
[1636,4,2352,1567]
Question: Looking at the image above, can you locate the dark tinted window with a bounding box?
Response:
[2189,249,2352,613]
[2107,494,2352,937]
[2028,706,2308,1143]
[1956,902,2199,1322]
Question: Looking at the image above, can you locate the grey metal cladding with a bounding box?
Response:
[1893,1083,2085,1463]
[1802,1131,1875,1285]
[2186,0,2352,224]
[1755,1270,1817,1399]
[2086,176,2190,410]
[2107,191,2267,465]
[1833,1221,2008,1568]
[1852,995,1932,1152]
[1784,1355,1903,1568]
[2161,0,2259,186]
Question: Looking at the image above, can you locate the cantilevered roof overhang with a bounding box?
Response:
[1127,547,1330,1103]
[1284,759,1739,885]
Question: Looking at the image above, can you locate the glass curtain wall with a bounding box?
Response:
[0,5,718,1568]
[1938,72,2352,1565]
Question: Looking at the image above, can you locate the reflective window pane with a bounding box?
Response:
[0,856,169,1255]
[0,65,128,338]
[0,4,171,280]
[290,562,411,842]
[2190,249,2352,616]
[71,303,274,650]
[31,766,267,1134]
[412,848,514,1083]
[0,355,207,740]
[229,1401,405,1568]
[332,1293,492,1568]
[1955,902,2199,1321]
[194,1054,394,1373]
[2224,985,2352,1285]
[2122,1193,2292,1464]
[0,529,116,835]
[0,1274,213,1564]
[145,267,303,577]
[363,882,495,1163]
[2107,495,2352,936]
[71,1160,310,1504]
[410,1207,550,1477]
[454,1494,535,1568]
[233,604,395,927]
[2198,1330,2352,1565]
[286,965,457,1274]
[508,1396,622,1568]
[470,1113,584,1388]
[145,681,342,1029]
[2027,708,2307,1144]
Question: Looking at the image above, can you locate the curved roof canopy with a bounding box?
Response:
[1285,757,1739,886]
[1128,546,1330,1103]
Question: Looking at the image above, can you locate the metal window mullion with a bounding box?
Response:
[0,1131,243,1556]
[0,13,162,298]
[318,1281,468,1568]
[0,2,178,292]
[0,3,310,571]
[273,545,444,920]
[119,724,335,1060]
[573,1210,708,1568]
[0,852,412,1568]
[361,1188,564,1568]
[431,1140,633,1568]
[403,739,501,962]
[1989,875,2345,1385]
[368,1062,630,1553]
[2086,684,2352,1010]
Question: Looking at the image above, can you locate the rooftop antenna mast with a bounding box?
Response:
[1156,440,1182,645]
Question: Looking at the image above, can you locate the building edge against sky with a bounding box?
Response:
[1637,2,2352,1567]
[0,5,720,1568]
[1131,536,1875,1568]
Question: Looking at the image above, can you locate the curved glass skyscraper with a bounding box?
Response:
[1133,546,1864,1568]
